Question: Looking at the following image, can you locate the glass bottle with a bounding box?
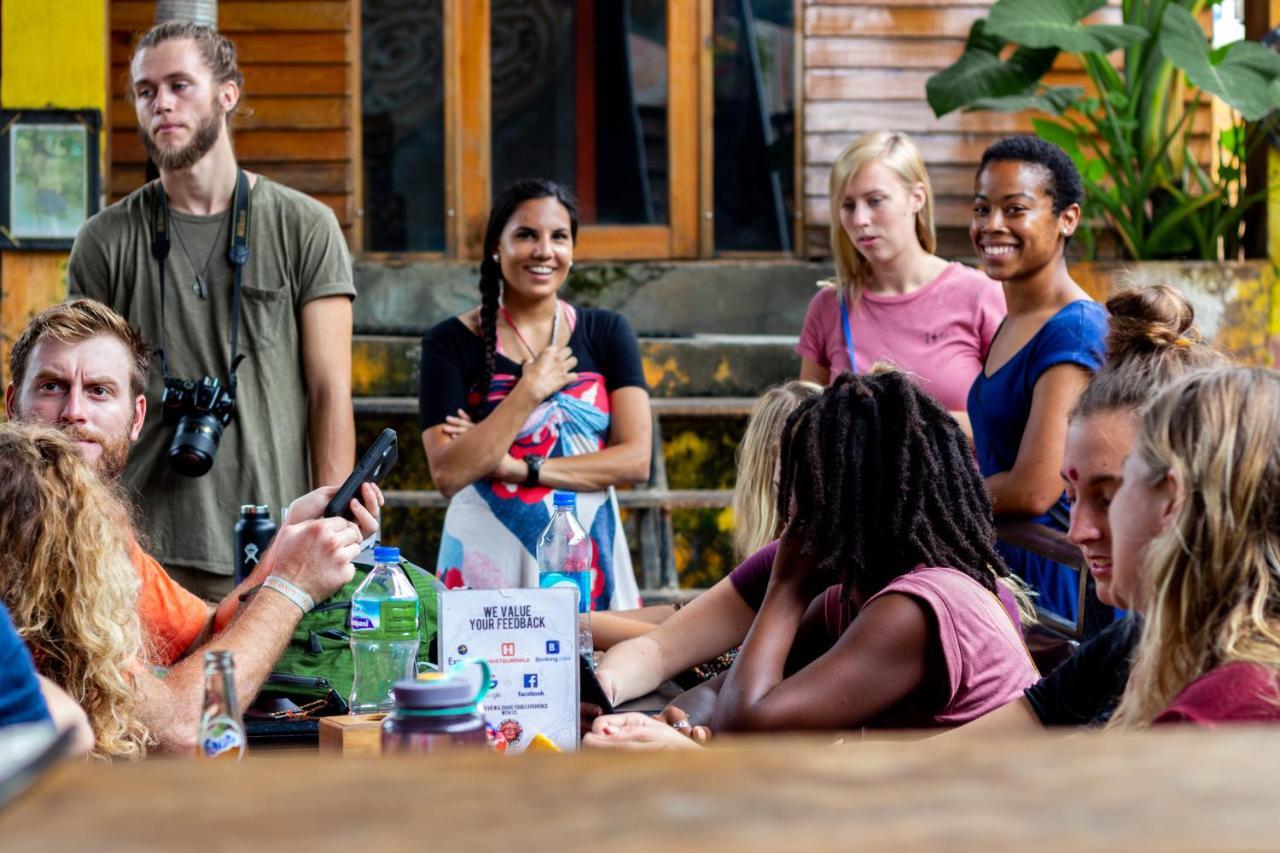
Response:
[197,650,246,761]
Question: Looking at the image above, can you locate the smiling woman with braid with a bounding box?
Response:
[587,371,1038,748]
[419,179,651,609]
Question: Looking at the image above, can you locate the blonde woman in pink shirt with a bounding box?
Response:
[799,131,1005,434]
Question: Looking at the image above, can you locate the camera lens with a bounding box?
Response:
[167,414,225,477]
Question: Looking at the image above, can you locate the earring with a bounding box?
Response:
[492,253,499,262]
[568,261,574,269]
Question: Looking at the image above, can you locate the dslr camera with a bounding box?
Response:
[161,376,235,477]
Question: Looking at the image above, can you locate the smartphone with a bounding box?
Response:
[323,428,398,521]
[580,655,615,716]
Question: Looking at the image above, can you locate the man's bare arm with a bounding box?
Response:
[205,483,383,635]
[137,516,363,753]
[300,296,355,487]
[134,591,305,753]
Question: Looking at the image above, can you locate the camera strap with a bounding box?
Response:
[150,169,252,389]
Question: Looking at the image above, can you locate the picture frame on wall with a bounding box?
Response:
[0,109,101,250]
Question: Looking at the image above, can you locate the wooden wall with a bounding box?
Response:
[108,1,360,244]
[0,1,109,388]
[801,0,1131,259]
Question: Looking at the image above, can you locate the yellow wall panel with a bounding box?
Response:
[1,1,108,388]
[1,2,108,109]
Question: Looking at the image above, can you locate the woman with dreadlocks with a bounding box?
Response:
[587,370,1038,747]
[419,179,650,610]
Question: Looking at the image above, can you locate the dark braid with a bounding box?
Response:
[776,371,1010,599]
[474,256,502,419]
[471,178,579,419]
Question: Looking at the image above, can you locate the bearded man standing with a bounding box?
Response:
[68,22,356,599]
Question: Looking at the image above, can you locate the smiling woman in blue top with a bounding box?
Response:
[967,136,1108,629]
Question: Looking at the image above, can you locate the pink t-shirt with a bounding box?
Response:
[859,566,1038,729]
[796,263,1006,411]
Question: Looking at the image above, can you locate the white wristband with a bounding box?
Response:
[262,575,315,614]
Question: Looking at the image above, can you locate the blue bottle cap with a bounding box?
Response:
[374,545,401,563]
[552,491,577,508]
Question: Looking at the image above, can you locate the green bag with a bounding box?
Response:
[262,557,440,711]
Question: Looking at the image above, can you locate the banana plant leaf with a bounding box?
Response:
[1157,5,1280,120]
[985,0,1147,53]
[968,86,1086,114]
[927,21,1058,117]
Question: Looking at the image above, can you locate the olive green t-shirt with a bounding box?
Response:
[68,177,356,576]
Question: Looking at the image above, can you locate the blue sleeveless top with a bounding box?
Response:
[968,300,1107,623]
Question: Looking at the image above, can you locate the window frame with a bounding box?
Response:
[355,0,802,260]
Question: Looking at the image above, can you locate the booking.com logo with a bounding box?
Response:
[546,640,560,655]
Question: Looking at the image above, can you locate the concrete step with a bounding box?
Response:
[353,334,801,398]
[352,260,833,337]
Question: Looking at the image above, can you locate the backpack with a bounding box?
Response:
[258,556,440,713]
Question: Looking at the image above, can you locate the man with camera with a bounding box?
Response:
[67,22,356,600]
[6,298,379,752]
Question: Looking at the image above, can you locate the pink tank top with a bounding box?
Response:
[858,567,1038,728]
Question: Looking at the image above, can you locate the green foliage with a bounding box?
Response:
[1159,5,1280,121]
[927,0,1280,260]
[985,0,1147,54]
[925,21,1058,118]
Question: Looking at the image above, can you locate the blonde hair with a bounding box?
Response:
[827,131,937,303]
[1109,367,1280,729]
[732,381,823,559]
[0,423,151,759]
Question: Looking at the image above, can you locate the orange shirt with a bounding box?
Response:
[131,541,210,666]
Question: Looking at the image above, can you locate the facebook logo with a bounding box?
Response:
[523,674,539,689]
[545,640,560,655]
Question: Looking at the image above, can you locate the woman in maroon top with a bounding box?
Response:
[1107,366,1280,727]
[588,370,1038,747]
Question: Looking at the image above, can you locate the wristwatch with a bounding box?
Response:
[523,455,545,487]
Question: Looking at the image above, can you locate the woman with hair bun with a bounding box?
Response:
[419,179,651,609]
[799,131,1005,431]
[959,284,1227,734]
[968,135,1108,629]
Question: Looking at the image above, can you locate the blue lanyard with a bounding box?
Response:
[839,293,857,373]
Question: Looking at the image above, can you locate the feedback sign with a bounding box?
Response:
[438,588,578,753]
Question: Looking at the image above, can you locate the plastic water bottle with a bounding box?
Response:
[536,491,595,668]
[349,545,420,713]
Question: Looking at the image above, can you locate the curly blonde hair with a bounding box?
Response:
[1109,367,1280,728]
[0,423,151,759]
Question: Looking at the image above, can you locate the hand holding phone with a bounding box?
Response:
[323,429,398,521]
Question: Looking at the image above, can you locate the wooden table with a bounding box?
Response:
[3,727,1279,851]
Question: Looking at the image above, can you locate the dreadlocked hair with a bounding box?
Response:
[775,370,1015,602]
[472,178,579,419]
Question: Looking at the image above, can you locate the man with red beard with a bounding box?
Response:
[67,22,356,601]
[6,299,380,751]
